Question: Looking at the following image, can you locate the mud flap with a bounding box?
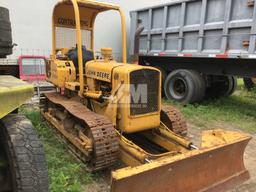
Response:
[111,130,251,192]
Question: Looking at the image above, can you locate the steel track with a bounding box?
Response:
[161,106,188,135]
[43,93,119,171]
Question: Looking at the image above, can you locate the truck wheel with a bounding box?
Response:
[243,78,256,90]
[164,69,205,104]
[154,66,167,97]
[154,66,167,85]
[226,76,237,96]
[206,76,237,98]
[0,115,49,192]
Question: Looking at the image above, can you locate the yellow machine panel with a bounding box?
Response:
[112,65,161,133]
[85,60,161,133]
[86,60,122,83]
[46,59,76,88]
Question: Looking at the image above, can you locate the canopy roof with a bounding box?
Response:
[53,0,120,29]
[52,0,127,94]
[67,0,120,11]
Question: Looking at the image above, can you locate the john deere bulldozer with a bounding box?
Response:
[42,0,251,191]
[0,7,48,192]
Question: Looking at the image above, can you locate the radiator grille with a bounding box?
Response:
[130,69,159,116]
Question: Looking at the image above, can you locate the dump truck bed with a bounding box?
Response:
[0,75,34,119]
[130,0,256,58]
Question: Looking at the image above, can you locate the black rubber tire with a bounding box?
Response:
[154,66,167,85]
[190,70,206,102]
[0,7,13,58]
[154,66,167,97]
[0,114,49,192]
[226,76,237,96]
[164,69,206,104]
[205,76,237,99]
[243,78,255,90]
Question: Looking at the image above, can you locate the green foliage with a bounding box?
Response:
[20,109,93,192]
[164,83,256,133]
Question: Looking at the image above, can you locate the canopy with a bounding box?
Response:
[52,0,127,94]
[53,0,120,29]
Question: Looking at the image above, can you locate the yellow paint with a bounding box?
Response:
[84,91,102,99]
[46,59,76,88]
[43,111,91,156]
[112,129,251,179]
[113,65,161,133]
[159,122,192,148]
[65,81,80,91]
[46,2,252,191]
[201,129,251,148]
[52,0,127,95]
[118,129,182,165]
[85,60,121,83]
[141,130,187,153]
[0,76,34,119]
[85,60,162,133]
[101,47,113,62]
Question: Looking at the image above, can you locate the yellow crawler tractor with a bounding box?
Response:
[42,0,251,191]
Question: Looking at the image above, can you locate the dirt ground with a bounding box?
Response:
[83,124,256,192]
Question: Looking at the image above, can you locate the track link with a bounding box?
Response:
[43,93,119,171]
[161,106,188,136]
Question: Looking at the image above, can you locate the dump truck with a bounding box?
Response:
[41,0,251,191]
[0,6,49,192]
[130,0,256,103]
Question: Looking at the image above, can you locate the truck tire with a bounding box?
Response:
[154,66,167,85]
[0,7,13,58]
[227,76,237,96]
[164,69,205,104]
[154,66,167,97]
[192,70,206,102]
[0,115,49,192]
[243,78,256,90]
[206,76,237,99]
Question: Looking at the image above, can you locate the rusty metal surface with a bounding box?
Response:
[44,92,119,171]
[111,138,250,192]
[161,106,188,135]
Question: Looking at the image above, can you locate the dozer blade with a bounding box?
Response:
[111,130,251,192]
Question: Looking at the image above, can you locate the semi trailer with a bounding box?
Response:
[0,6,49,191]
[130,0,256,103]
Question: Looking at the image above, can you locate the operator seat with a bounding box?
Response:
[67,45,94,75]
